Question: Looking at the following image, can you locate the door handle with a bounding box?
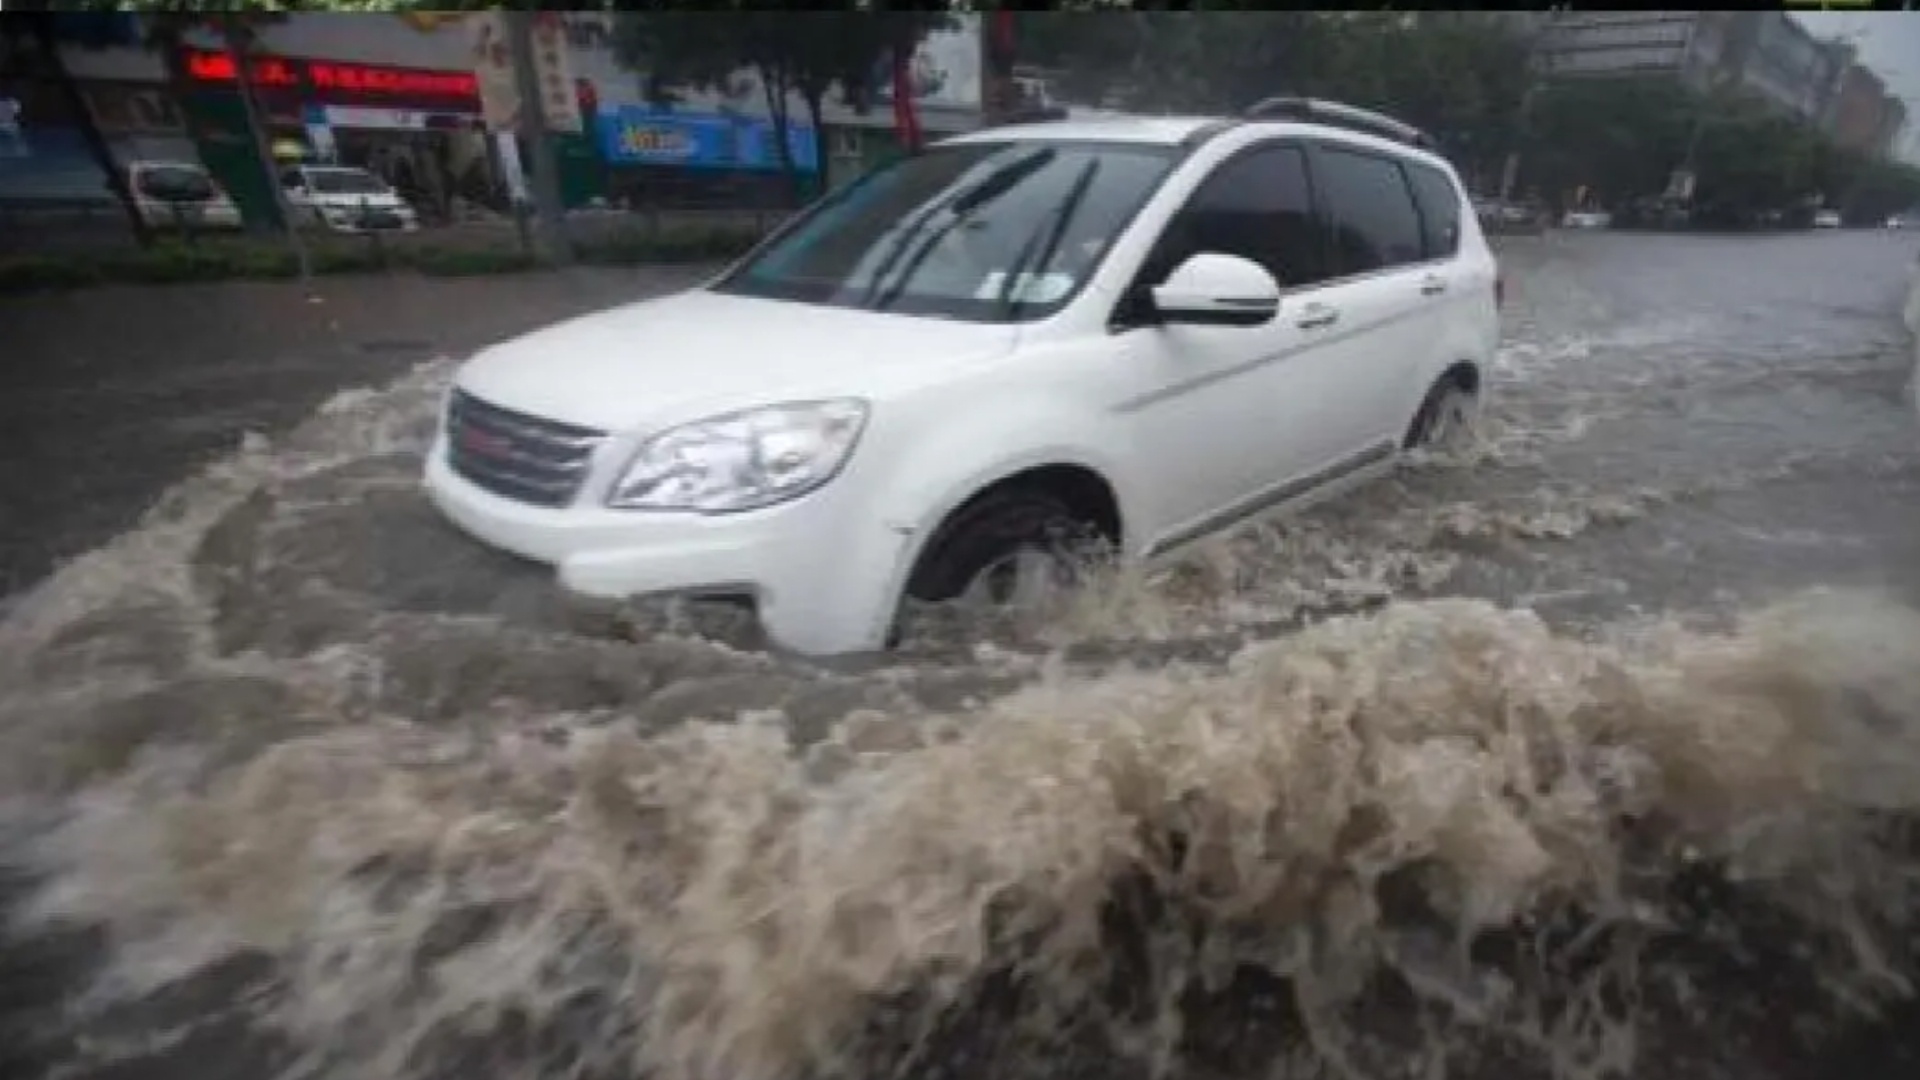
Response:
[1294,303,1339,330]
[1419,274,1448,296]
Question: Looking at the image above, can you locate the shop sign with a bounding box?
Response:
[323,105,429,131]
[598,107,818,173]
[184,50,478,104]
[616,123,697,161]
[468,11,580,135]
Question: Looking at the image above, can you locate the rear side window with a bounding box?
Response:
[1404,161,1463,259]
[1139,143,1327,290]
[1313,146,1424,276]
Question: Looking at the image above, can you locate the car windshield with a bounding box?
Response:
[136,165,216,201]
[309,169,389,195]
[714,140,1179,322]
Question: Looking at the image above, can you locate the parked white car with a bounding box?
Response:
[425,99,1501,656]
[1562,209,1611,230]
[279,164,418,233]
[125,160,243,231]
[1813,209,1843,229]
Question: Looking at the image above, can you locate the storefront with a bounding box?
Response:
[595,104,821,208]
[176,46,503,226]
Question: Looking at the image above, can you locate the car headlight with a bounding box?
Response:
[607,399,868,513]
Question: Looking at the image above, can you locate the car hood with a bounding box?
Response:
[455,288,1021,432]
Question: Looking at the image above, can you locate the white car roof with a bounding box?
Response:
[941,113,1457,173]
[944,115,1222,147]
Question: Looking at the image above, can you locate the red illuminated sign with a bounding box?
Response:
[185,49,478,102]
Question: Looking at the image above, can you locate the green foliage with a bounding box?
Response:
[1017,11,1918,222]
[576,223,763,266]
[1015,12,1531,178]
[0,224,767,295]
[1529,73,1920,222]
[1527,76,1695,207]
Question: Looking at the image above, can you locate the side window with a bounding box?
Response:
[1314,147,1425,276]
[1404,162,1463,260]
[1138,143,1327,290]
[279,168,304,190]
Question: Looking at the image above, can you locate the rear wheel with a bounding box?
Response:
[1405,376,1480,453]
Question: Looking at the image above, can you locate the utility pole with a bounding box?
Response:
[505,8,572,265]
[222,14,313,290]
[1499,14,1554,205]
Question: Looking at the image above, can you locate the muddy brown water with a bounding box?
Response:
[3,232,1919,1080]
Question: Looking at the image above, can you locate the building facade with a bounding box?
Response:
[1529,11,1845,129]
[5,11,983,223]
[1831,63,1896,156]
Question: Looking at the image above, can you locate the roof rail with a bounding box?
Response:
[1178,118,1239,150]
[1240,96,1438,150]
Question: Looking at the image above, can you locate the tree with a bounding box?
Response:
[0,13,154,245]
[612,9,951,200]
[1014,10,1531,179]
[1527,76,1695,211]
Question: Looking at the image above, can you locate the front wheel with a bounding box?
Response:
[897,488,1110,644]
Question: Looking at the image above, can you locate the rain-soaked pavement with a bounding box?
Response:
[1,229,1918,1080]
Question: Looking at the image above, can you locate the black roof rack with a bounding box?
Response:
[997,105,1070,126]
[1240,97,1438,151]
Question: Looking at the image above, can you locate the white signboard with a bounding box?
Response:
[469,10,580,135]
[871,15,982,111]
[324,105,430,131]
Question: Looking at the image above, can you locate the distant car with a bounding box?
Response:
[1562,209,1611,230]
[1470,194,1541,232]
[279,164,419,233]
[1813,209,1842,229]
[1888,212,1917,230]
[125,161,243,231]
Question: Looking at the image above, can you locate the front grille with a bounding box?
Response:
[445,389,606,508]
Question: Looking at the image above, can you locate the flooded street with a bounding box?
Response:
[3,228,1919,1080]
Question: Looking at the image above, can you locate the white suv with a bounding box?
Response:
[424,98,1500,656]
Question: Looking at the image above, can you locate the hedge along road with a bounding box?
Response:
[1,229,1919,1080]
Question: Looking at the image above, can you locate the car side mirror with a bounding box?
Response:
[1148,252,1282,327]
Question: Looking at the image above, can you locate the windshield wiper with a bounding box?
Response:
[995,158,1101,320]
[861,148,1058,309]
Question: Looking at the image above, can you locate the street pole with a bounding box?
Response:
[1499,17,1554,205]
[222,15,313,291]
[505,8,572,265]
[1499,79,1537,204]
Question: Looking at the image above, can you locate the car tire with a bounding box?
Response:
[903,488,1105,610]
[1405,376,1480,452]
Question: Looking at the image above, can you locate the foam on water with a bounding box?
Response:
[2,250,1919,1080]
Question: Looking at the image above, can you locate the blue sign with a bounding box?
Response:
[596,107,818,173]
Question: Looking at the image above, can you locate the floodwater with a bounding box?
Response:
[2,230,1919,1080]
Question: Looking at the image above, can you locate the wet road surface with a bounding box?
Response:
[0,266,715,603]
[1,229,1918,1080]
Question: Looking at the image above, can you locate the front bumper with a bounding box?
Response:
[323,215,420,234]
[422,440,912,656]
